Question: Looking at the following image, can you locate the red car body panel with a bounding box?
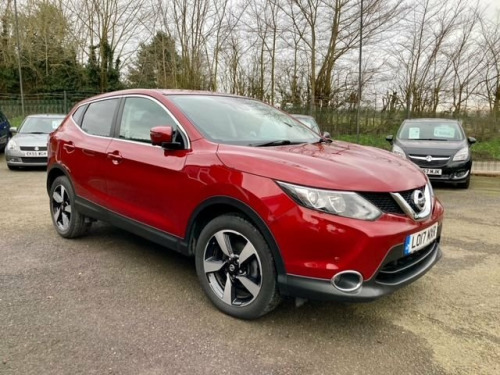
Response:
[217,142,427,192]
[52,118,112,207]
[47,89,444,303]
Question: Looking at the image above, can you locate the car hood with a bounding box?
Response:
[12,133,49,147]
[217,141,426,192]
[397,139,465,157]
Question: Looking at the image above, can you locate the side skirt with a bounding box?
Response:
[75,197,190,256]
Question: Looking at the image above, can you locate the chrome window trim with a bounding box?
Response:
[70,94,191,149]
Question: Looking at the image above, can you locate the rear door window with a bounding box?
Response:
[81,99,119,137]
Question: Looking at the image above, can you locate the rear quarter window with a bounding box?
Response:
[81,99,119,137]
[72,105,87,126]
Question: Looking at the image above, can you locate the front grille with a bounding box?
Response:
[398,189,422,213]
[359,193,405,215]
[376,241,437,285]
[360,186,425,216]
[20,157,47,163]
[409,155,449,168]
[20,146,47,151]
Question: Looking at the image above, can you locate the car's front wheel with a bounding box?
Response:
[50,176,91,238]
[195,214,280,319]
[458,177,470,189]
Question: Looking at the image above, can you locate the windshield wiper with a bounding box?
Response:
[254,140,295,147]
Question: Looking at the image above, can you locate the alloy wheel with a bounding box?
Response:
[51,184,72,231]
[203,229,263,307]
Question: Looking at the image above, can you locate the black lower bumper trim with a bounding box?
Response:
[278,244,442,302]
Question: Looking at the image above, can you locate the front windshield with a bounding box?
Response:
[19,117,64,134]
[294,116,320,133]
[397,121,464,141]
[169,95,319,146]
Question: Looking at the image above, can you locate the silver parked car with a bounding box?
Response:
[6,114,65,170]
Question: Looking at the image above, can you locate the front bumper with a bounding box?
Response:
[413,158,472,183]
[6,150,48,167]
[278,240,441,301]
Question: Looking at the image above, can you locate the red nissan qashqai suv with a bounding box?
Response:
[47,90,444,319]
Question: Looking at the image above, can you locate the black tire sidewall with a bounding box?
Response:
[49,176,81,238]
[195,214,279,320]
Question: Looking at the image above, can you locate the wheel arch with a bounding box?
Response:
[186,196,286,277]
[47,165,70,195]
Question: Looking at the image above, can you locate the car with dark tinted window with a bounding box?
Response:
[0,108,11,153]
[386,119,475,189]
[6,114,65,169]
[47,89,444,319]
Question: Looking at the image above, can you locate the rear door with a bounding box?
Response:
[103,96,191,236]
[62,98,119,206]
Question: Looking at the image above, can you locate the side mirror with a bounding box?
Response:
[150,126,183,150]
[9,127,17,135]
[468,136,476,145]
[322,131,331,140]
[385,135,393,144]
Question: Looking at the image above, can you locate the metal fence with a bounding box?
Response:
[0,92,99,120]
[1,93,498,169]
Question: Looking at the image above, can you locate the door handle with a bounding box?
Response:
[63,142,75,153]
[107,151,123,165]
[82,148,96,156]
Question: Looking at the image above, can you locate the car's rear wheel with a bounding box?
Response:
[50,176,90,238]
[195,214,280,319]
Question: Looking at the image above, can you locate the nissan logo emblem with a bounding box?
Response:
[412,190,426,212]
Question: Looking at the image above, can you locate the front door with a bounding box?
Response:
[103,96,191,237]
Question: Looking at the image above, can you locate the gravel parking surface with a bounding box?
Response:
[1,154,499,375]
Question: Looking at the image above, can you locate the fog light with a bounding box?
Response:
[453,170,469,179]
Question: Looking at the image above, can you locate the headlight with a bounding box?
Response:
[392,144,406,158]
[277,181,382,221]
[427,178,434,203]
[6,139,19,151]
[453,146,469,161]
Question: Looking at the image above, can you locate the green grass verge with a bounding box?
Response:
[9,116,24,128]
[335,134,500,161]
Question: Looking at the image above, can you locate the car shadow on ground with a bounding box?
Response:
[83,221,423,329]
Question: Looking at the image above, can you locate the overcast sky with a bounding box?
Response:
[481,0,499,19]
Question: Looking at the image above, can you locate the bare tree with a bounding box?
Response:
[478,16,500,118]
[388,0,470,115]
[63,0,149,91]
[447,2,483,116]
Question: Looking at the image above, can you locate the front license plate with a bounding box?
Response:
[404,223,438,255]
[422,168,442,175]
[24,151,47,157]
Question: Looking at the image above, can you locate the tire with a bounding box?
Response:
[7,164,19,171]
[49,176,91,238]
[195,214,281,319]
